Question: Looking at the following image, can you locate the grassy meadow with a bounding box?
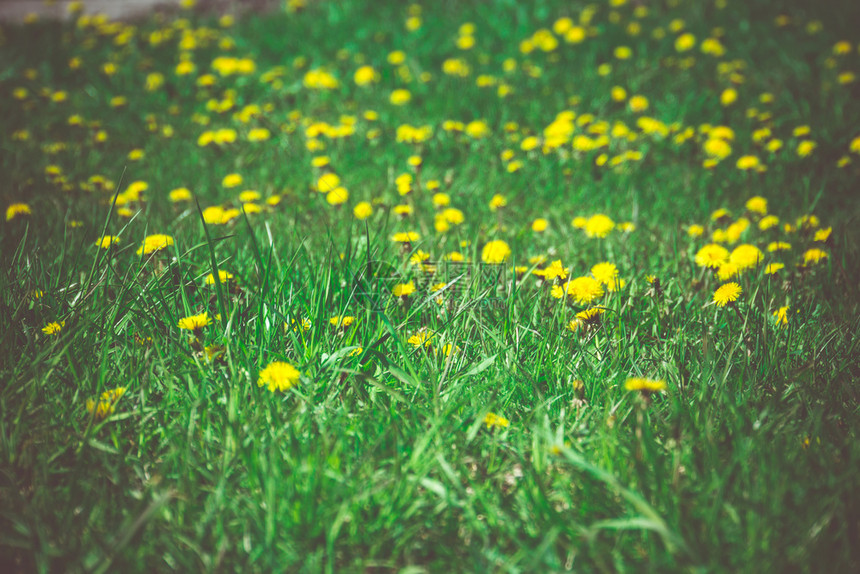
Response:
[1,0,860,571]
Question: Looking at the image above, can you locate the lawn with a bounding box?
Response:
[1,0,859,572]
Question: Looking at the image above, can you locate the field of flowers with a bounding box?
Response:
[1,0,859,571]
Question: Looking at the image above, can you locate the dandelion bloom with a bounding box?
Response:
[767,241,791,252]
[713,282,742,307]
[330,315,355,328]
[532,218,549,232]
[86,387,126,420]
[353,201,372,220]
[205,270,233,284]
[481,240,512,264]
[773,306,789,326]
[736,155,760,170]
[95,235,120,249]
[178,312,210,330]
[484,412,510,429]
[695,244,729,269]
[6,203,31,221]
[392,281,415,297]
[729,244,763,270]
[326,187,349,206]
[802,248,828,265]
[591,262,619,286]
[563,276,604,305]
[42,321,65,335]
[392,231,420,243]
[257,361,300,393]
[624,378,667,392]
[390,89,412,105]
[317,173,340,193]
[136,234,174,256]
[584,214,615,238]
[765,263,784,274]
[408,329,434,348]
[170,187,192,202]
[222,173,243,188]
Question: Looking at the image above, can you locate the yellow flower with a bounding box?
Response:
[532,218,549,232]
[257,361,301,393]
[222,173,243,188]
[767,241,791,252]
[675,33,696,52]
[773,306,789,327]
[802,248,828,265]
[317,173,341,193]
[765,263,784,274]
[584,214,615,238]
[169,187,192,202]
[624,377,667,393]
[329,315,355,328]
[695,243,729,269]
[95,235,120,249]
[86,387,127,420]
[484,412,510,429]
[489,194,507,211]
[759,215,779,230]
[6,203,32,221]
[561,276,604,305]
[481,240,512,264]
[178,312,210,330]
[729,244,763,270]
[353,201,373,220]
[354,65,379,86]
[720,87,738,106]
[205,270,233,284]
[42,321,65,335]
[797,140,816,157]
[628,95,649,112]
[687,224,705,238]
[736,155,760,170]
[392,281,415,297]
[408,329,434,348]
[136,234,174,256]
[390,89,412,105]
[814,227,832,242]
[326,187,349,206]
[713,282,742,307]
[591,262,619,286]
[392,231,420,243]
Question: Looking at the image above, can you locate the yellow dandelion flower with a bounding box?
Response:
[353,201,373,220]
[484,412,510,429]
[695,243,729,268]
[591,262,619,286]
[802,248,828,265]
[584,214,615,238]
[178,312,210,330]
[136,234,174,256]
[765,263,784,274]
[330,315,355,328]
[713,282,742,307]
[392,281,415,297]
[222,173,243,188]
[6,203,31,221]
[563,276,604,305]
[729,244,763,270]
[624,377,667,393]
[42,321,65,335]
[773,306,789,326]
[95,235,120,249]
[205,270,233,285]
[392,231,420,243]
[257,361,301,393]
[481,240,512,264]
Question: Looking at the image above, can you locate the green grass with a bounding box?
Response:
[1,0,859,571]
